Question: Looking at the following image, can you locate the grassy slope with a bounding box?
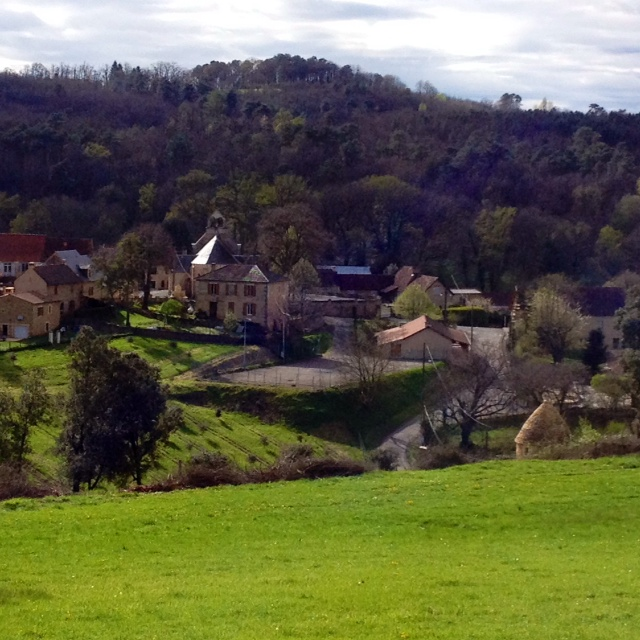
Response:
[0,337,239,389]
[1,458,640,639]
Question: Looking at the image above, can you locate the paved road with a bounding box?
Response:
[219,354,420,389]
[377,413,423,470]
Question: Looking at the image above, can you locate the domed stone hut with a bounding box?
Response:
[515,402,571,458]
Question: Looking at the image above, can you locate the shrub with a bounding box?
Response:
[0,465,65,501]
[369,449,398,471]
[180,453,245,487]
[413,445,474,470]
[447,306,508,328]
[573,417,602,444]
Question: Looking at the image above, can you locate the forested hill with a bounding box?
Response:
[1,54,640,291]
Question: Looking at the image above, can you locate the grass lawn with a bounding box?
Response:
[1,458,640,639]
[109,336,239,379]
[0,337,241,389]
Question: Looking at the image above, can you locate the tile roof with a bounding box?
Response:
[197,264,286,284]
[0,234,48,262]
[377,315,470,346]
[32,264,84,286]
[9,292,46,305]
[0,234,94,263]
[45,250,98,281]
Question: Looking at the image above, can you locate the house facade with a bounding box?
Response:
[382,266,451,309]
[194,264,289,330]
[0,292,61,339]
[14,264,85,317]
[377,315,470,361]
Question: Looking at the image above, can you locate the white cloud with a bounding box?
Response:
[0,1,640,111]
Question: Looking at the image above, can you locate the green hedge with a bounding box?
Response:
[447,306,509,328]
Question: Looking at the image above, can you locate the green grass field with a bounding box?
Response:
[0,337,240,388]
[26,402,361,485]
[2,458,640,639]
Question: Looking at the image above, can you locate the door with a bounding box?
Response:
[14,325,29,340]
[209,301,218,319]
[1,325,7,337]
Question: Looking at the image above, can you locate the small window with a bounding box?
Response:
[60,302,65,312]
[48,305,52,315]
[226,283,237,296]
[243,302,256,316]
[37,307,44,317]
[208,283,219,295]
[53,286,58,295]
[3,263,11,274]
[21,263,28,272]
[244,284,256,297]
[228,301,235,313]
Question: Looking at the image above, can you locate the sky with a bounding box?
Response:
[2,0,640,112]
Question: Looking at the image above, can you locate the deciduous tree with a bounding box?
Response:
[393,283,442,320]
[60,327,182,490]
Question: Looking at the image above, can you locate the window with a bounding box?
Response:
[208,283,219,295]
[37,307,44,317]
[60,302,64,312]
[243,303,256,316]
[244,284,256,297]
[48,305,52,315]
[226,283,237,296]
[21,263,28,272]
[53,286,58,295]
[228,301,235,313]
[3,263,11,274]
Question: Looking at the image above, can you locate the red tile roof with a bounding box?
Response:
[377,315,470,346]
[0,234,48,262]
[0,234,94,263]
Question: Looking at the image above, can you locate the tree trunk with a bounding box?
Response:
[460,419,475,450]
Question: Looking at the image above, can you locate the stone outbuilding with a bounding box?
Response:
[514,402,571,458]
[376,315,470,361]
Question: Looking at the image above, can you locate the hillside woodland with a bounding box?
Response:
[1,55,640,289]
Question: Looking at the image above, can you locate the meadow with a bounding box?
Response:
[1,458,639,639]
[0,336,240,389]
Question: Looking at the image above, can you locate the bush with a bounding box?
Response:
[0,465,65,501]
[369,449,398,471]
[179,453,245,488]
[447,307,508,328]
[535,434,640,460]
[413,445,473,470]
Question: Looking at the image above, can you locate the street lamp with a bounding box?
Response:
[281,311,291,361]
[243,314,252,368]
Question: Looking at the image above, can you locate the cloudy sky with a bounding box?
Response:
[2,0,640,112]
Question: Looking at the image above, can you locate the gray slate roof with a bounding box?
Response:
[197,264,286,284]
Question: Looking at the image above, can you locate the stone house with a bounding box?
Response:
[0,292,60,340]
[14,264,86,317]
[376,315,470,361]
[194,264,289,330]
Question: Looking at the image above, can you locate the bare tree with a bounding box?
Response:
[424,344,514,449]
[510,357,589,414]
[341,330,392,407]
